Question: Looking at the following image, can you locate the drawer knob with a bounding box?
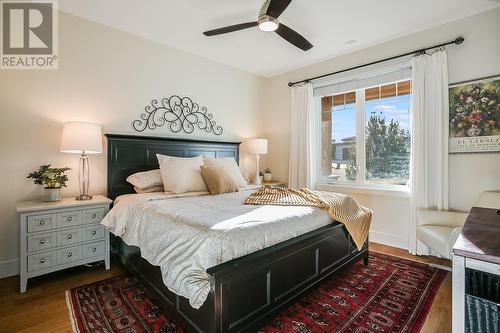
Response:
[40,239,45,245]
[92,230,97,235]
[67,216,73,222]
[92,248,97,252]
[67,252,72,257]
[67,234,72,240]
[92,213,97,219]
[40,258,45,264]
[39,220,45,225]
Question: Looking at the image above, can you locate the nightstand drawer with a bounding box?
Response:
[27,214,56,233]
[57,211,82,229]
[84,225,105,241]
[28,251,56,272]
[27,232,56,253]
[83,208,105,224]
[57,245,82,265]
[84,241,105,259]
[57,228,83,247]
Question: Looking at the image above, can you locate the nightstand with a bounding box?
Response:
[246,182,287,190]
[16,195,112,293]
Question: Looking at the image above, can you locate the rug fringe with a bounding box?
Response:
[65,290,79,333]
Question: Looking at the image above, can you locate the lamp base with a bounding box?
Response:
[76,194,93,201]
[77,152,92,201]
[254,153,261,185]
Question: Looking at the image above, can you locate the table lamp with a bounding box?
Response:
[60,122,102,200]
[246,138,268,185]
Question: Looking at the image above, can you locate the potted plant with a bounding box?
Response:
[27,165,71,202]
[258,170,264,184]
[263,168,272,183]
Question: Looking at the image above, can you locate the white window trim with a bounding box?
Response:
[314,72,412,194]
[315,183,410,198]
[355,89,366,184]
[312,56,412,96]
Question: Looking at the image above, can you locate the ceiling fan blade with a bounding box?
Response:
[275,23,313,51]
[203,22,257,36]
[266,0,292,18]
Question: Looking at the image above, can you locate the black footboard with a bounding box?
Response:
[112,222,368,333]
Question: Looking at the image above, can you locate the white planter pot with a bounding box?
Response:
[263,173,272,182]
[43,188,61,202]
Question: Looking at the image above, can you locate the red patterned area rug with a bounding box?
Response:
[66,252,446,333]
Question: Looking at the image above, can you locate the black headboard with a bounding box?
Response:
[106,134,240,200]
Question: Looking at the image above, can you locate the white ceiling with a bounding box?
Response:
[59,0,500,77]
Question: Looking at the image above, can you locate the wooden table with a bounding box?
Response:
[452,207,500,333]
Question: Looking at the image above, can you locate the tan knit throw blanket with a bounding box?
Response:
[245,187,372,250]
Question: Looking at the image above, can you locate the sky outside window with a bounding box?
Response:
[332,94,411,141]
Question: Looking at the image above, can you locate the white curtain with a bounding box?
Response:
[409,49,450,255]
[288,83,320,189]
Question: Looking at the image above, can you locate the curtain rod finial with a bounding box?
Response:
[288,82,294,87]
[455,37,464,45]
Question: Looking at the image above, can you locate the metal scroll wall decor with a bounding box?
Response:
[132,95,223,136]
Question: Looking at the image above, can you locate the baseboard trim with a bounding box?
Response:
[369,231,408,250]
[0,258,19,278]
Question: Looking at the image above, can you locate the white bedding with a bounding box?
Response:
[101,189,332,308]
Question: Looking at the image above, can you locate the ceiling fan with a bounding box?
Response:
[203,0,313,51]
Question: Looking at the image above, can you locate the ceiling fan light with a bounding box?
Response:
[258,15,279,32]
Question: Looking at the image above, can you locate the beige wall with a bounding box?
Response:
[0,12,265,276]
[261,8,500,248]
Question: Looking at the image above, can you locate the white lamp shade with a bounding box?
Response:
[246,138,268,155]
[60,122,102,154]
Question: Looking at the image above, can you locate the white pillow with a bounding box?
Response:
[126,169,162,189]
[203,157,247,188]
[157,154,208,194]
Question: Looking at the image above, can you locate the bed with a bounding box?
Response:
[105,133,369,333]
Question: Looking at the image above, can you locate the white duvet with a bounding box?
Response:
[101,189,332,308]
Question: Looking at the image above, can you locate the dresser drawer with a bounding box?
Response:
[27,232,56,253]
[84,241,105,259]
[57,228,83,247]
[28,251,56,272]
[27,214,56,233]
[84,225,105,241]
[57,211,82,229]
[57,245,82,265]
[83,208,105,224]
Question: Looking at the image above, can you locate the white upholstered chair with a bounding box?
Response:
[416,191,500,259]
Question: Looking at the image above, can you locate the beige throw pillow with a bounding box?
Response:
[200,166,239,195]
[126,169,163,190]
[134,185,165,194]
[157,154,208,194]
[203,157,247,188]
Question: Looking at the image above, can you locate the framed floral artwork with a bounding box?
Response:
[449,75,500,153]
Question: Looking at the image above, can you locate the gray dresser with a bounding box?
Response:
[16,195,112,292]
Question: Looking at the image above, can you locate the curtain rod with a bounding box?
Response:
[287,36,464,87]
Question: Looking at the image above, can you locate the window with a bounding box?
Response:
[322,91,357,182]
[321,79,412,188]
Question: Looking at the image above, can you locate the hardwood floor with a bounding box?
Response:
[0,243,451,333]
[0,262,126,333]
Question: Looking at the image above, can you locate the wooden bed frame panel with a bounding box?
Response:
[106,134,368,333]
